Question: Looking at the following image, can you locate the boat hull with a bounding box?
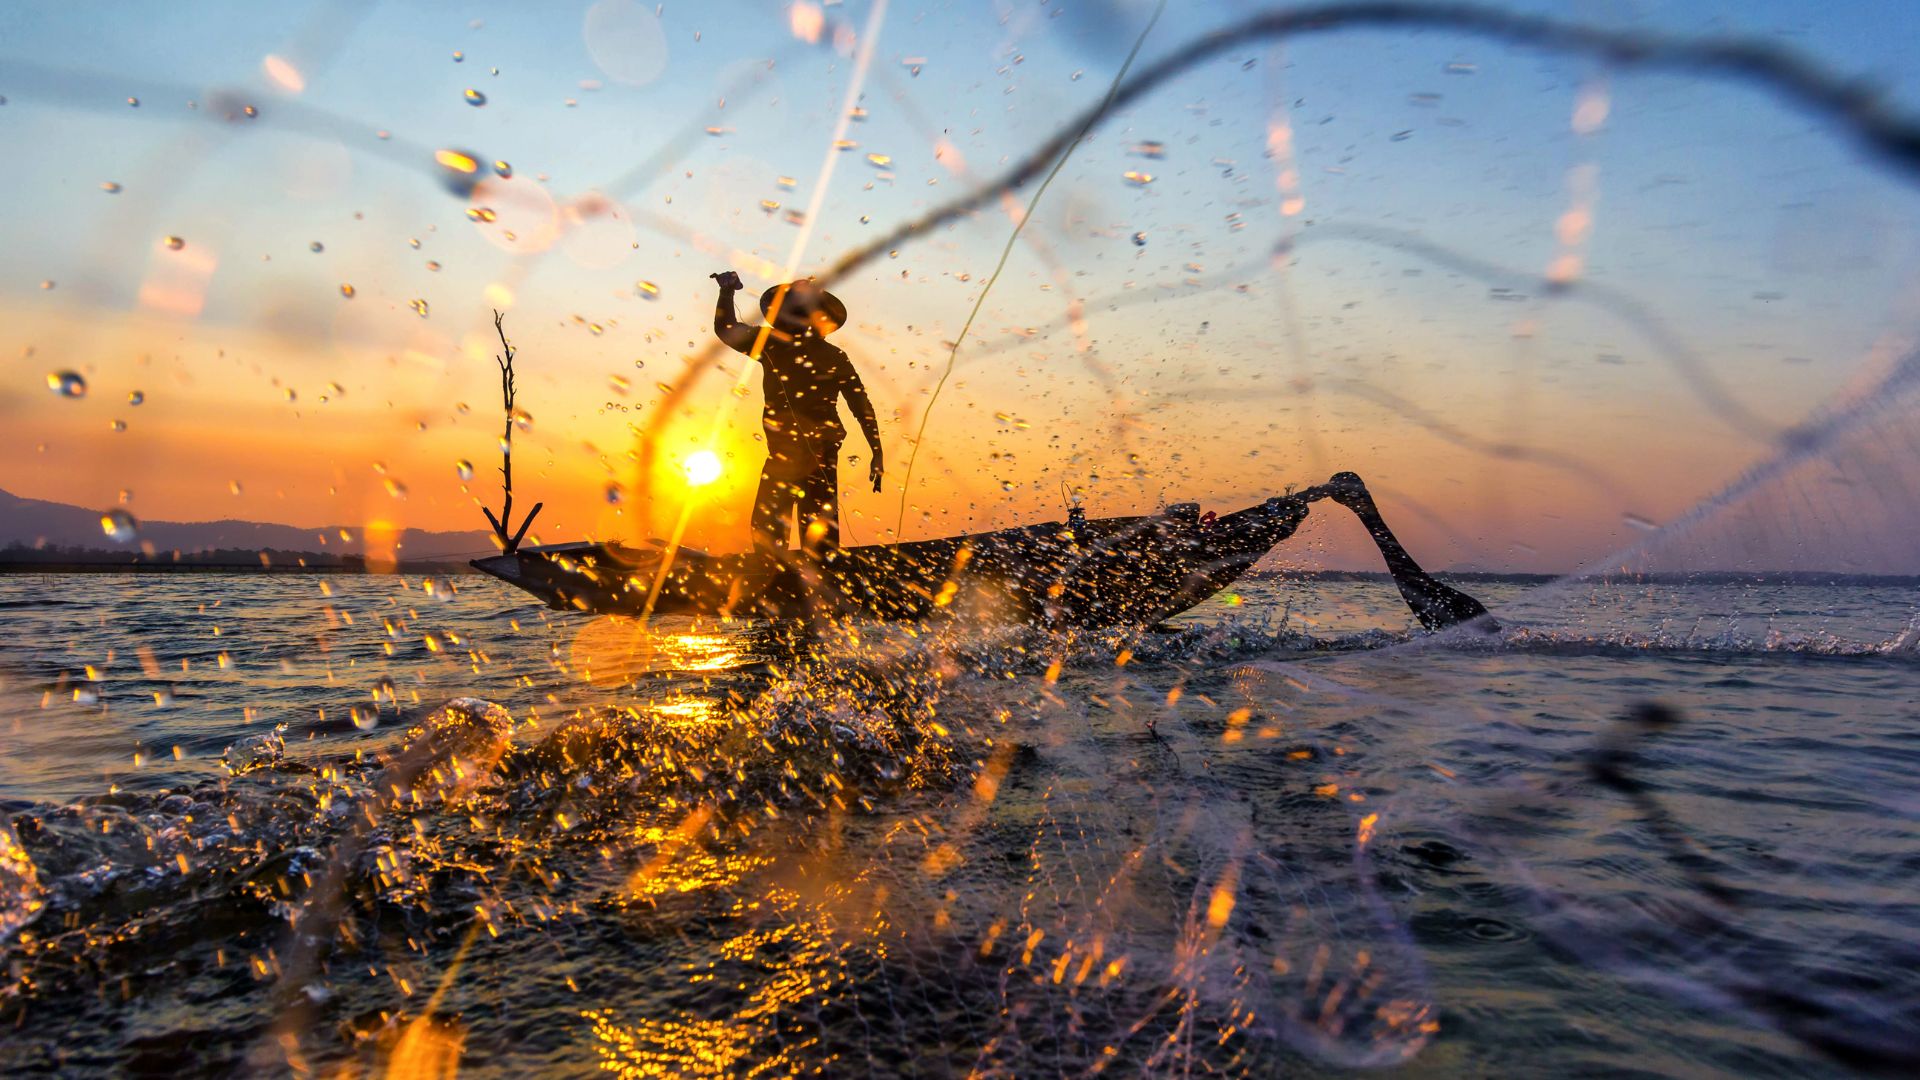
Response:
[470,497,1310,626]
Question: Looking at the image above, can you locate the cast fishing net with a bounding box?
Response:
[1,2,1918,1075]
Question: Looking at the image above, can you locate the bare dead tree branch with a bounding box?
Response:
[481,310,541,552]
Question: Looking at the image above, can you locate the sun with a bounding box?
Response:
[682,449,723,487]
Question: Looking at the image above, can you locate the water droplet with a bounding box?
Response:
[1389,130,1413,142]
[634,280,659,299]
[632,359,645,369]
[425,260,442,272]
[109,419,127,433]
[127,96,140,107]
[1443,61,1478,75]
[410,298,430,317]
[310,241,324,253]
[163,235,185,251]
[284,387,297,403]
[1622,512,1658,531]
[339,283,356,298]
[463,88,487,106]
[434,148,482,195]
[1122,171,1154,186]
[384,477,409,500]
[511,407,533,432]
[866,153,892,168]
[859,214,871,224]
[603,482,624,504]
[352,707,378,731]
[455,460,474,481]
[1132,231,1147,246]
[608,375,630,395]
[128,389,144,405]
[451,50,465,63]
[100,181,122,194]
[100,509,138,543]
[1130,141,1166,159]
[229,480,243,495]
[466,206,497,223]
[492,159,512,178]
[46,371,86,398]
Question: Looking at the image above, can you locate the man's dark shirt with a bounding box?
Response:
[714,293,879,447]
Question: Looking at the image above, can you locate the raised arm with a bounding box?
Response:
[710,271,761,357]
[837,352,885,491]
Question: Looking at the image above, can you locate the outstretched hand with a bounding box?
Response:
[710,270,743,291]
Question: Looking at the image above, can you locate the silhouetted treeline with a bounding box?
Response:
[0,543,477,574]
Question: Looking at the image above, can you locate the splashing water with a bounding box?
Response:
[4,2,1920,1076]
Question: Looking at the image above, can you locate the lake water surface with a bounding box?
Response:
[1,572,1916,1076]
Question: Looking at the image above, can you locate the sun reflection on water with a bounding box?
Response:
[568,618,746,688]
[586,886,848,1079]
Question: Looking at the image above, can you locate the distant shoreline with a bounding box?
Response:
[0,561,482,575]
[2,560,1914,587]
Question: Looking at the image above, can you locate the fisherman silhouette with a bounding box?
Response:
[711,271,882,555]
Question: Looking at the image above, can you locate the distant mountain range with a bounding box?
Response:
[0,488,496,561]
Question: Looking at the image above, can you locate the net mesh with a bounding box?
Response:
[2,2,1919,1076]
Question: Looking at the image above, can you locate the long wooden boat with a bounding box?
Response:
[471,497,1311,626]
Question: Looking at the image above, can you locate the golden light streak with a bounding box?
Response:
[1205,863,1239,928]
[363,519,400,573]
[1548,77,1607,286]
[385,1016,463,1080]
[637,0,890,616]
[1267,115,1304,217]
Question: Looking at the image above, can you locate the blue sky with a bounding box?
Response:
[3,0,1918,570]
